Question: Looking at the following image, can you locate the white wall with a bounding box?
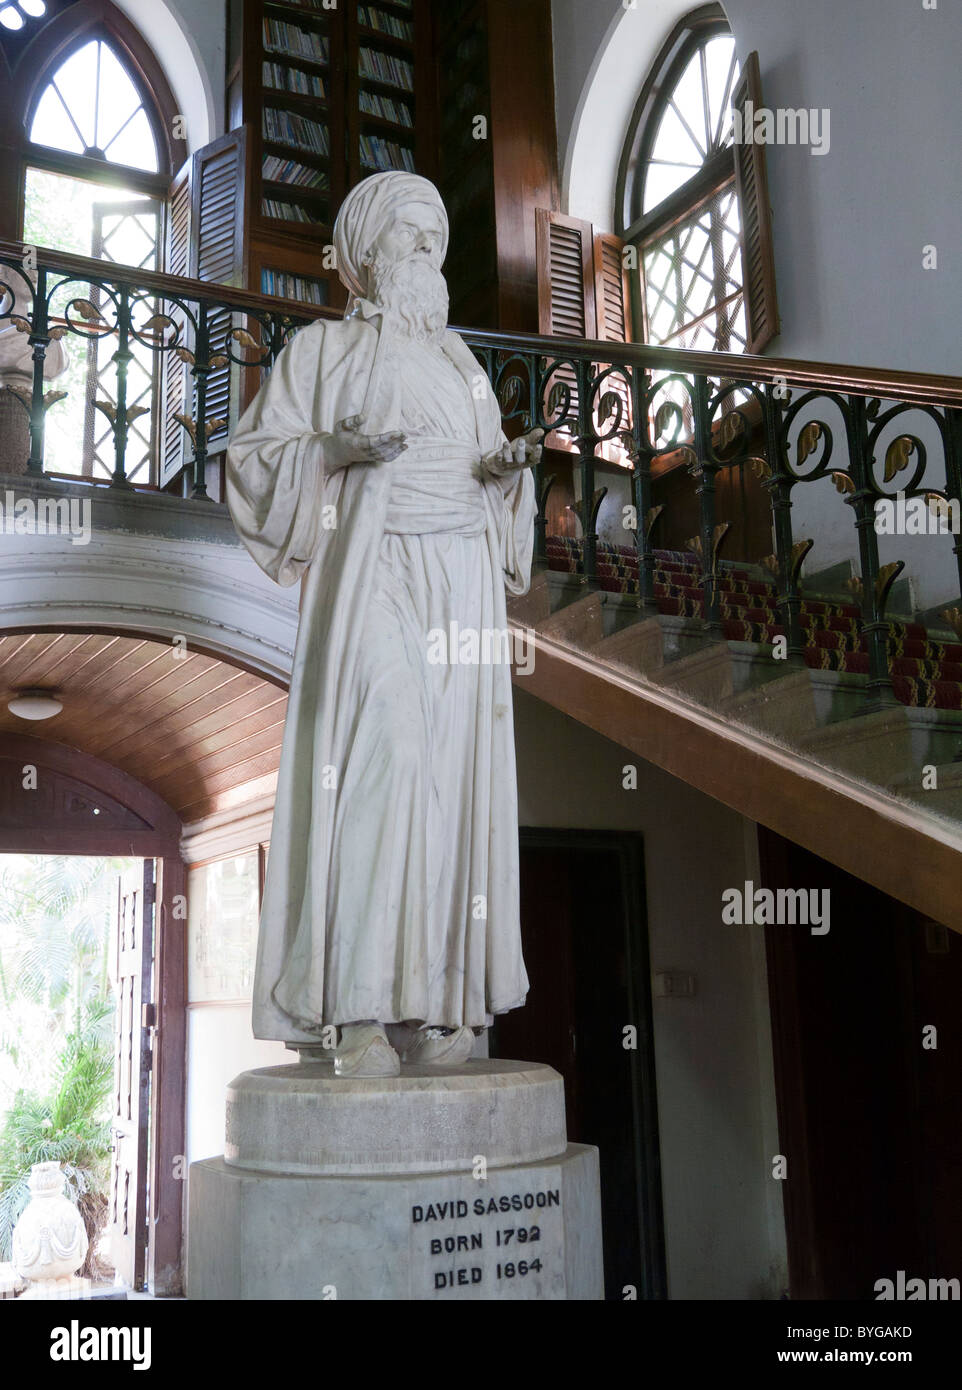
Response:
[113,0,226,151]
[552,0,962,610]
[186,1004,287,1164]
[514,686,787,1300]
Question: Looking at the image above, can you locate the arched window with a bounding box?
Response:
[29,36,159,172]
[0,0,185,259]
[617,5,778,356]
[0,1,186,482]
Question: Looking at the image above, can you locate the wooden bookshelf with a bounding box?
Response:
[431,0,558,332]
[227,0,437,308]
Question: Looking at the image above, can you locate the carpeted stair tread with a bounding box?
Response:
[543,535,962,711]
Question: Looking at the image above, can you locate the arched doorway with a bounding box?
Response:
[0,731,185,1293]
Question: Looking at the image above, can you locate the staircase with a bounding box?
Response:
[508,536,962,931]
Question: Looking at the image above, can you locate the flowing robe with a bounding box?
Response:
[226,302,535,1040]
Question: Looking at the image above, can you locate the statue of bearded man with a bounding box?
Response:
[226,172,541,1078]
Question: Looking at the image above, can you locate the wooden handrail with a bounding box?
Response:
[3,239,961,408]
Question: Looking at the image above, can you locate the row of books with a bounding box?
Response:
[359,133,416,173]
[264,107,331,156]
[262,17,330,63]
[358,88,413,127]
[358,5,414,42]
[262,154,330,188]
[261,268,328,306]
[358,45,413,91]
[275,0,328,9]
[263,61,326,98]
[262,198,326,224]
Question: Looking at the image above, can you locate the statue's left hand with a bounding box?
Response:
[482,428,544,479]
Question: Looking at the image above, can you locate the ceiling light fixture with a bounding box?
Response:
[7,689,63,721]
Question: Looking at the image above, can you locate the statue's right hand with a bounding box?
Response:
[323,415,407,472]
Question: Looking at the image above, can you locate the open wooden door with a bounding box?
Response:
[108,860,156,1291]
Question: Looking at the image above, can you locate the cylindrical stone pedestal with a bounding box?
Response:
[187,1058,604,1300]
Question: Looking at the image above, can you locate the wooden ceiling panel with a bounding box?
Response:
[105,684,285,767]
[0,632,288,823]
[86,664,254,757]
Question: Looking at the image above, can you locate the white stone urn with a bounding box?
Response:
[12,1162,88,1286]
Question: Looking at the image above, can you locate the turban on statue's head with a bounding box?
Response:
[333,171,449,304]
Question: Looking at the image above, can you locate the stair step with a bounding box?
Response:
[506,570,550,626]
[592,617,668,676]
[651,639,788,708]
[722,667,867,740]
[798,705,962,783]
[592,612,712,675]
[537,592,605,647]
[890,761,962,817]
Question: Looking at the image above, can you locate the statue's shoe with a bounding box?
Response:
[404,1025,475,1067]
[334,1023,401,1078]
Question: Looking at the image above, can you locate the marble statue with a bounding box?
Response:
[227,172,541,1078]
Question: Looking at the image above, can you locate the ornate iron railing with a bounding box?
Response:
[3,241,962,710]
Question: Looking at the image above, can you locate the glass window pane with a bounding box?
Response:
[22,167,160,481]
[642,34,741,217]
[96,42,142,151]
[643,187,745,350]
[704,38,738,150]
[29,38,158,171]
[643,162,694,214]
[650,101,704,169]
[29,84,85,154]
[671,53,709,155]
[47,41,99,150]
[103,108,158,173]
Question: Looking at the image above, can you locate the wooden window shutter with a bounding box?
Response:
[536,209,597,338]
[191,129,248,455]
[732,51,779,353]
[159,157,192,487]
[592,233,632,344]
[592,231,633,440]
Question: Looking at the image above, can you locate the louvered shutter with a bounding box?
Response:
[159,159,191,486]
[536,210,597,444]
[592,231,633,439]
[593,233,632,344]
[732,52,779,353]
[536,209,596,337]
[191,130,247,456]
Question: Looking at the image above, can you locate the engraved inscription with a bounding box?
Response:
[409,1182,564,1298]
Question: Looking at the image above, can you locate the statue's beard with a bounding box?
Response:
[365,250,449,344]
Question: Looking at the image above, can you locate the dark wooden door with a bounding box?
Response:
[761,829,962,1299]
[109,859,155,1291]
[490,830,666,1300]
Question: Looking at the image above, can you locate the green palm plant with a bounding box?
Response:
[0,1000,114,1275]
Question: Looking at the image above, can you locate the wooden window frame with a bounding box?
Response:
[0,0,186,241]
[616,5,778,355]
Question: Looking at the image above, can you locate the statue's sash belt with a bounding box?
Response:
[383,436,487,536]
